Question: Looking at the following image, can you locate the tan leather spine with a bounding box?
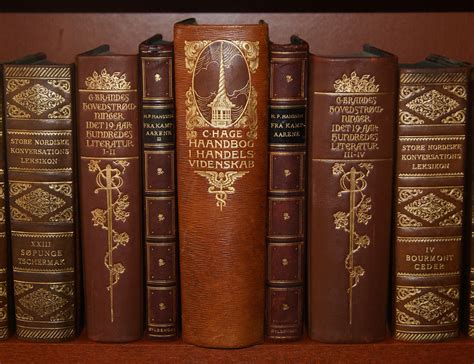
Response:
[0,69,8,340]
[174,22,269,348]
[265,37,308,341]
[308,49,397,342]
[139,36,178,340]
[394,65,469,342]
[4,63,77,342]
[76,53,143,342]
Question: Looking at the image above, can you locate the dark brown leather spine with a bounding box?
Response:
[394,65,469,342]
[265,37,308,341]
[174,22,269,348]
[139,36,178,340]
[76,52,143,342]
[3,63,77,341]
[0,69,8,340]
[308,48,397,342]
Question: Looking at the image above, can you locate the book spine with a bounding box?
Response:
[76,55,143,342]
[139,42,178,339]
[0,71,8,340]
[308,54,397,342]
[394,68,468,342]
[174,23,269,348]
[3,64,77,342]
[265,40,308,341]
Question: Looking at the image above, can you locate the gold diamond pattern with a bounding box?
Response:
[19,288,68,318]
[404,193,455,223]
[12,84,65,116]
[15,188,66,218]
[404,292,455,322]
[406,89,459,121]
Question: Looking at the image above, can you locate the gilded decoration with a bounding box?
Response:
[49,206,73,223]
[396,309,420,325]
[333,71,379,93]
[6,79,30,93]
[396,287,421,302]
[85,69,131,90]
[50,306,74,322]
[332,162,373,324]
[399,85,425,100]
[404,193,455,224]
[440,188,463,202]
[399,110,424,125]
[13,282,33,296]
[47,79,71,93]
[10,207,32,222]
[49,183,73,198]
[48,105,71,119]
[441,109,466,124]
[195,171,248,211]
[404,292,455,322]
[15,306,33,321]
[439,211,463,226]
[405,89,459,121]
[12,84,65,116]
[19,288,68,318]
[89,160,130,323]
[398,188,423,204]
[6,103,30,119]
[397,212,422,227]
[9,182,31,196]
[15,188,66,218]
[442,85,467,99]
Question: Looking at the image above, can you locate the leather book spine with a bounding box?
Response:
[3,64,77,342]
[76,54,143,342]
[265,39,308,341]
[139,39,178,339]
[174,23,269,348]
[308,53,397,342]
[394,67,469,342]
[0,70,9,340]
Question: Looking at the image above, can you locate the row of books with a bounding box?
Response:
[0,19,473,347]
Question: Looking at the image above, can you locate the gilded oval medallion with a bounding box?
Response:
[192,40,250,128]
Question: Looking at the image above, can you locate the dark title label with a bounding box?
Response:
[143,107,175,145]
[269,106,306,145]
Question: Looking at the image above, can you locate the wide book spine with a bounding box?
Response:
[139,41,178,339]
[174,23,269,348]
[308,54,397,342]
[394,68,468,342]
[265,40,308,341]
[4,64,77,341]
[76,54,143,342]
[0,70,8,340]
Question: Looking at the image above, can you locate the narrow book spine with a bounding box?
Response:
[4,64,77,342]
[265,40,308,341]
[77,55,143,342]
[308,54,397,342]
[0,70,9,340]
[139,41,178,339]
[174,23,269,348]
[394,68,468,342]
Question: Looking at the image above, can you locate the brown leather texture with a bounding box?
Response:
[308,49,398,343]
[0,71,8,340]
[139,36,178,340]
[394,65,469,342]
[265,37,308,341]
[3,63,77,342]
[76,52,143,342]
[174,22,269,348]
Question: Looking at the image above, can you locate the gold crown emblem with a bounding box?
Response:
[333,71,379,93]
[85,68,131,90]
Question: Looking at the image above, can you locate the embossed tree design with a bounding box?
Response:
[89,160,130,323]
[332,162,373,324]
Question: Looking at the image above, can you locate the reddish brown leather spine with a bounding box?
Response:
[0,69,8,340]
[174,21,269,348]
[394,64,469,342]
[76,49,143,342]
[265,37,308,341]
[139,35,178,340]
[308,47,397,342]
[4,62,78,341]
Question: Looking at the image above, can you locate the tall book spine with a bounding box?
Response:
[265,38,308,341]
[308,51,397,342]
[139,38,178,339]
[3,64,77,342]
[76,54,143,342]
[174,22,269,348]
[0,69,9,340]
[394,67,469,342]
